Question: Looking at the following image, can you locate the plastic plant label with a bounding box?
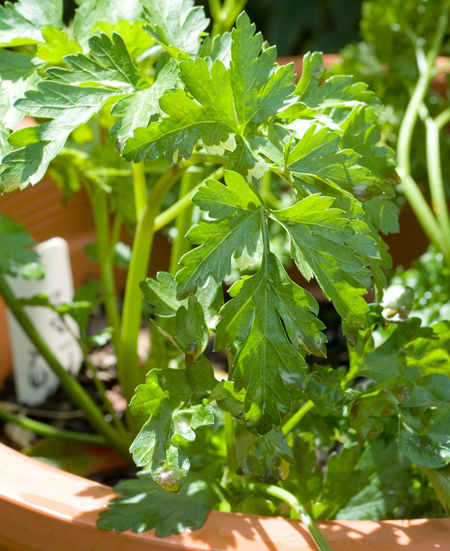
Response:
[6,237,83,406]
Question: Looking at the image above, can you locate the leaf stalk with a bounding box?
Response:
[0,404,107,446]
[245,481,334,551]
[396,5,450,267]
[282,400,315,436]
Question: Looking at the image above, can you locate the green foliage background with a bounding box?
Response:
[0,0,364,56]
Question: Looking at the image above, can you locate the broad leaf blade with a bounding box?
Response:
[240,428,293,481]
[340,106,398,187]
[286,125,383,201]
[123,57,238,163]
[111,59,179,147]
[0,49,38,84]
[47,33,142,89]
[0,50,41,130]
[36,26,82,65]
[176,171,263,298]
[1,33,144,191]
[142,0,209,56]
[273,194,376,332]
[0,0,63,46]
[1,84,118,191]
[73,0,143,43]
[199,32,232,67]
[123,87,236,163]
[216,252,325,433]
[0,214,43,278]
[129,363,216,490]
[98,475,221,536]
[0,123,11,160]
[231,13,295,129]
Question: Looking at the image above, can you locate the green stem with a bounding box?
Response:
[224,347,237,473]
[60,319,129,443]
[397,7,450,263]
[260,170,278,206]
[425,115,450,254]
[154,166,224,232]
[208,0,222,21]
[169,168,201,275]
[132,162,147,220]
[118,167,183,431]
[211,0,247,35]
[246,482,333,551]
[0,405,107,446]
[224,411,238,473]
[109,213,122,258]
[0,275,129,459]
[222,0,248,25]
[83,354,131,445]
[281,400,315,436]
[435,107,450,129]
[85,184,122,356]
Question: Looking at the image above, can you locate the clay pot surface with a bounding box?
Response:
[0,443,449,551]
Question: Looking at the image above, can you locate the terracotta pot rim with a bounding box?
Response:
[0,443,449,551]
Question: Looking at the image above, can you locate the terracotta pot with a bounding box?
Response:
[0,442,449,551]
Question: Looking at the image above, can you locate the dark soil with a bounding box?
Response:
[307,302,348,368]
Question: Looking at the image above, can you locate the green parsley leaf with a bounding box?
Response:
[335,439,414,521]
[199,32,232,66]
[142,0,209,57]
[46,32,143,89]
[1,85,118,192]
[98,474,222,536]
[215,252,325,433]
[111,59,179,148]
[0,49,38,84]
[295,52,379,109]
[231,12,295,129]
[0,214,43,278]
[36,26,82,65]
[73,0,143,44]
[123,58,237,163]
[312,442,364,519]
[0,50,41,130]
[176,171,263,298]
[123,14,295,180]
[0,122,10,160]
[0,0,63,47]
[286,125,383,201]
[1,32,143,192]
[141,271,222,327]
[306,365,349,416]
[272,194,376,332]
[340,105,398,187]
[240,427,293,481]
[400,406,450,469]
[129,360,216,490]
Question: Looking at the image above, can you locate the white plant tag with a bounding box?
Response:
[6,237,83,406]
